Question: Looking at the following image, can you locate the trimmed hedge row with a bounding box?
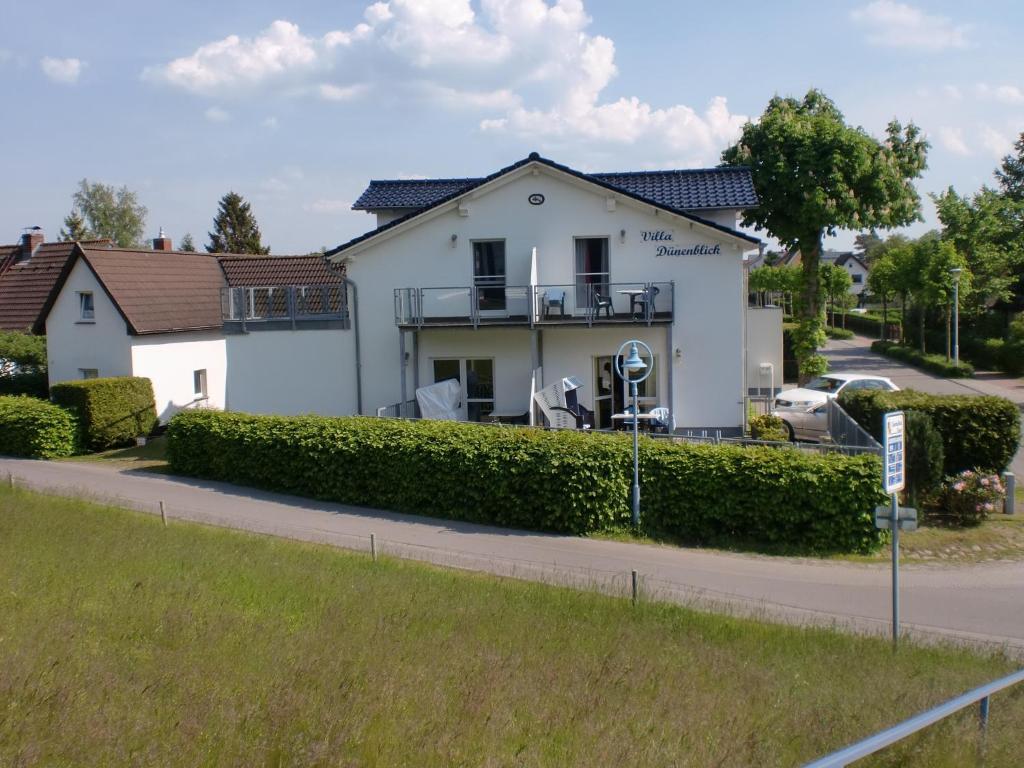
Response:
[871,340,975,378]
[0,396,77,458]
[839,389,1021,474]
[845,313,900,339]
[167,410,887,553]
[50,377,157,451]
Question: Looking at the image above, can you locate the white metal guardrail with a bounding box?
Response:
[804,668,1024,767]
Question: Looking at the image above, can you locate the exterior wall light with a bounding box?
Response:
[450,234,458,248]
[620,228,626,243]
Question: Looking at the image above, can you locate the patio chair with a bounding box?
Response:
[533,376,594,429]
[632,285,660,319]
[592,290,613,319]
[542,289,566,318]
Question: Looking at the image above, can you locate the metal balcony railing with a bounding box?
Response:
[222,285,349,329]
[394,281,673,328]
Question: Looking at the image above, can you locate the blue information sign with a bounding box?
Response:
[883,411,905,494]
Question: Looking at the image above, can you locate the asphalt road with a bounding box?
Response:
[3,457,1022,655]
[822,334,1024,479]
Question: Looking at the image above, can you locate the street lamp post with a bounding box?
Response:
[615,340,654,529]
[950,267,963,367]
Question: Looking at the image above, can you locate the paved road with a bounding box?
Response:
[822,334,1024,479]
[3,457,1022,655]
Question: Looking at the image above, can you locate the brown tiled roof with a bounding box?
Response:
[79,247,226,335]
[0,242,79,332]
[217,255,342,287]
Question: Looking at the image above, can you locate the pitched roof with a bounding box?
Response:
[77,247,226,335]
[330,153,760,258]
[352,166,758,212]
[218,255,343,287]
[835,252,869,271]
[0,242,80,333]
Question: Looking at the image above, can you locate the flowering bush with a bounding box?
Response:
[927,470,1005,527]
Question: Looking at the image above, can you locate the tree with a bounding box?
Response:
[59,210,90,242]
[867,253,899,338]
[722,89,928,381]
[820,263,852,328]
[206,192,270,255]
[179,233,196,252]
[70,179,148,247]
[919,238,971,360]
[853,230,884,263]
[995,131,1024,201]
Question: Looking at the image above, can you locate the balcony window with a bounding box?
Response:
[432,358,495,421]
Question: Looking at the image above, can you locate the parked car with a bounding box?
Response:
[772,373,899,442]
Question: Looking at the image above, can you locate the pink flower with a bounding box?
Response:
[975,504,984,512]
[953,482,966,492]
[981,477,990,487]
[984,502,995,512]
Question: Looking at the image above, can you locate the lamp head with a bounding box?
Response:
[621,342,647,374]
[950,267,963,279]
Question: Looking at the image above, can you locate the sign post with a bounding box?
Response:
[882,411,906,648]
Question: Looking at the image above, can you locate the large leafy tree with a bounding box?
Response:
[995,131,1024,201]
[206,192,270,255]
[68,179,148,247]
[867,253,899,337]
[820,263,853,328]
[722,90,928,380]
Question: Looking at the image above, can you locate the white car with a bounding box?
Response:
[772,373,899,442]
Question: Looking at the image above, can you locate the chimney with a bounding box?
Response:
[17,227,44,262]
[152,227,173,251]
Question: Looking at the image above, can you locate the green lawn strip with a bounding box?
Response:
[60,433,169,471]
[1,486,1022,767]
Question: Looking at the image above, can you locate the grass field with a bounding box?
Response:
[1,486,1023,766]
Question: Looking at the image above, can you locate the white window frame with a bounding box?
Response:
[79,368,98,379]
[573,236,611,313]
[193,369,208,398]
[78,291,95,321]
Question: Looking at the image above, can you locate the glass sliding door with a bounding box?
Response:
[472,240,506,314]
[593,355,614,429]
[432,358,495,421]
[574,237,609,313]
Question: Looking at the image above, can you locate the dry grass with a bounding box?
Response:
[1,486,1023,766]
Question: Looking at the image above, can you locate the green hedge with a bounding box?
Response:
[825,326,854,340]
[50,377,157,451]
[167,411,886,553]
[0,396,77,458]
[845,313,900,339]
[871,340,975,378]
[0,370,48,398]
[839,389,1020,474]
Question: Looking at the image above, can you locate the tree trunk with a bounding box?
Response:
[919,306,926,354]
[796,233,824,384]
[881,296,888,340]
[900,293,907,344]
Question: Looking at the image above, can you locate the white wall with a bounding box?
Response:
[745,307,783,396]
[344,164,750,428]
[45,259,133,385]
[130,332,226,422]
[224,328,358,416]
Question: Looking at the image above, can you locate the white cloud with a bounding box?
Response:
[941,85,963,101]
[975,83,1024,105]
[262,116,279,130]
[305,199,351,213]
[259,166,305,197]
[40,56,83,84]
[204,106,230,122]
[979,125,1012,158]
[937,126,970,156]
[850,1,969,51]
[145,1,747,163]
[318,83,368,102]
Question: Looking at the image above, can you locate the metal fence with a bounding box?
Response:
[805,668,1024,767]
[375,400,420,419]
[826,399,883,454]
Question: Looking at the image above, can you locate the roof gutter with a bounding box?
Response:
[325,260,362,415]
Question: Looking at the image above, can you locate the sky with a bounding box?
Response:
[2,0,1023,254]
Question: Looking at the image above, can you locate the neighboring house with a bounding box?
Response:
[43,238,355,422]
[0,231,109,333]
[330,152,779,432]
[45,244,229,421]
[833,251,869,303]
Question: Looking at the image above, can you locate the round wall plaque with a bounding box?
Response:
[528,193,545,205]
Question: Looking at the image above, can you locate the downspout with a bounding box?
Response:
[326,258,363,415]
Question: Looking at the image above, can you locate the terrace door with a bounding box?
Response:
[574,237,609,313]
[432,358,495,421]
[473,240,506,315]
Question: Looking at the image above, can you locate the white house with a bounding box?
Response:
[44,242,356,422]
[329,153,781,433]
[832,252,869,304]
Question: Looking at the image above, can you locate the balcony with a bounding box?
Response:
[394,282,673,329]
[221,285,350,333]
